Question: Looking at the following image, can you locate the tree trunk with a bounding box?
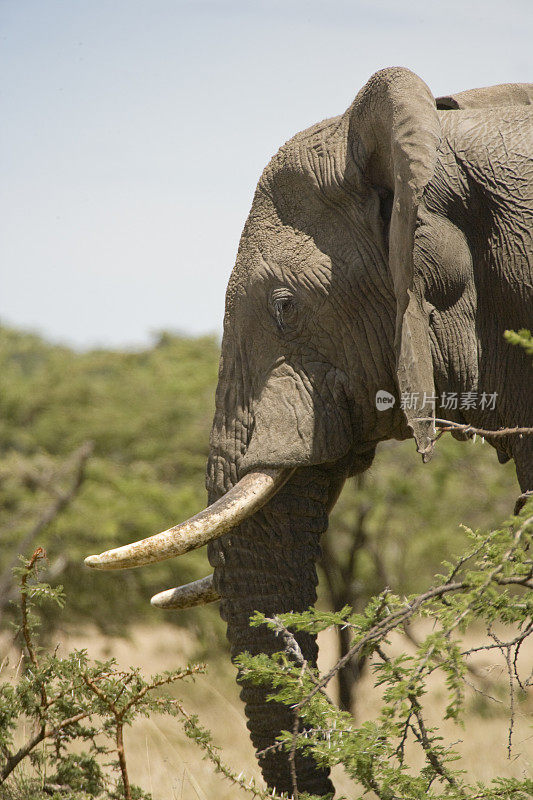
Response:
[337,624,365,714]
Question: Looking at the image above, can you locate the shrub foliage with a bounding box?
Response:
[237,505,533,800]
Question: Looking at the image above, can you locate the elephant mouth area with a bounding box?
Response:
[238,443,377,484]
[349,444,377,475]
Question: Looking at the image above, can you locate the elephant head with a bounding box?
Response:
[85,68,533,796]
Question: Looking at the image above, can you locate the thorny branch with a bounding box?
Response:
[20,548,46,672]
[262,512,532,796]
[1,549,94,784]
[0,442,93,616]
[172,698,287,800]
[264,616,335,706]
[81,667,202,800]
[375,644,466,797]
[2,551,290,800]
[293,582,463,709]
[1,710,91,783]
[288,662,307,800]
[414,417,533,440]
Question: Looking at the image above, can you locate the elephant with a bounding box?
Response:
[85,68,533,796]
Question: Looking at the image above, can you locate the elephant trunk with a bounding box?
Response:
[207,466,336,797]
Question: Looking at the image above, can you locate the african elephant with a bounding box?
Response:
[86,68,533,796]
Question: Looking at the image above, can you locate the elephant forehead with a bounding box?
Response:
[222,111,372,318]
[226,216,333,308]
[263,112,349,191]
[254,235,333,288]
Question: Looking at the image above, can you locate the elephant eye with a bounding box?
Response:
[271,290,296,332]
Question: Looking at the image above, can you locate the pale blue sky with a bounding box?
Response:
[2,0,531,348]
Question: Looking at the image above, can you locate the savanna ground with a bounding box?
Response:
[2,617,530,799]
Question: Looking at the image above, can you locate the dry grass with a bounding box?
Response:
[58,623,261,799]
[319,623,533,797]
[31,620,529,799]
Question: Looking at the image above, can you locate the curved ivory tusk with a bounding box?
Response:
[150,574,220,609]
[84,467,293,570]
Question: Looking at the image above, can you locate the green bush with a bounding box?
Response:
[0,326,222,638]
[237,504,533,800]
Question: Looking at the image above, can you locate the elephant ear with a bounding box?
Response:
[347,68,441,460]
[436,83,533,109]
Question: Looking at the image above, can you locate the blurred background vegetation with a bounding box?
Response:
[0,323,519,650]
[0,326,220,641]
[0,323,527,798]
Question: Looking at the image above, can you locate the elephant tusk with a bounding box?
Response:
[150,574,220,609]
[84,467,294,570]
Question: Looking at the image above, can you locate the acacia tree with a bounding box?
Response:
[0,550,288,800]
[239,502,533,800]
[319,418,527,715]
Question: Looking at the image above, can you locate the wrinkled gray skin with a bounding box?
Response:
[206,68,533,796]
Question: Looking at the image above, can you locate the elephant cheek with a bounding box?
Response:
[240,371,352,474]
